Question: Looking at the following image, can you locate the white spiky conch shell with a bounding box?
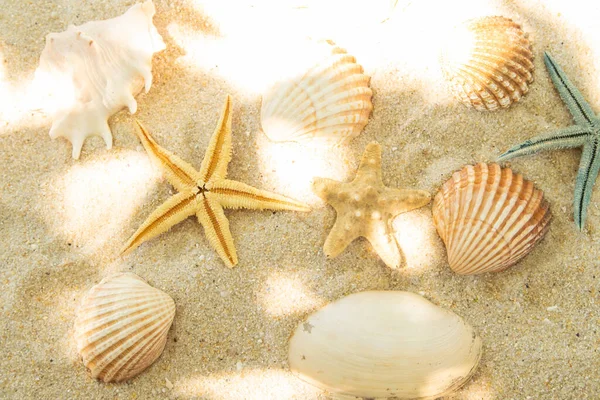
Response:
[432,163,551,275]
[440,16,534,111]
[35,0,166,159]
[288,291,482,399]
[260,41,373,144]
[74,272,175,382]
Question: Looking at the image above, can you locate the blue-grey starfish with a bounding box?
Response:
[498,52,600,230]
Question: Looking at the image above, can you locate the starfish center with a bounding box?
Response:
[197,183,209,195]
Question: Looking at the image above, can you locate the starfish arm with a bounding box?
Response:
[497,125,591,161]
[355,142,383,184]
[196,194,238,267]
[573,140,600,230]
[312,177,343,202]
[365,220,402,269]
[322,219,360,259]
[380,188,431,214]
[544,52,597,127]
[210,179,310,212]
[134,120,201,191]
[121,189,199,255]
[199,95,233,182]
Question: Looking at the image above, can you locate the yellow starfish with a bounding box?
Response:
[312,142,431,268]
[122,95,310,267]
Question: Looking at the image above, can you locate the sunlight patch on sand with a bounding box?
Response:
[193,0,396,43]
[255,137,350,204]
[175,368,319,400]
[258,273,325,317]
[46,151,160,255]
[166,21,360,95]
[394,209,442,271]
[0,49,48,134]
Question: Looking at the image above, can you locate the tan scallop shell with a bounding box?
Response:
[433,163,551,275]
[440,16,534,111]
[288,291,482,399]
[74,272,175,382]
[261,41,372,144]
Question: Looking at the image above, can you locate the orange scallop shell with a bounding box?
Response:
[432,163,551,274]
[440,16,534,111]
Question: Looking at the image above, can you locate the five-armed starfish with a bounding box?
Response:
[498,52,600,230]
[312,142,431,268]
[122,95,310,267]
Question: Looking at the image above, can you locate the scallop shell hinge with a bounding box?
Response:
[440,16,534,111]
[432,163,551,275]
[260,41,373,145]
[74,272,175,382]
[35,0,166,159]
[288,291,482,399]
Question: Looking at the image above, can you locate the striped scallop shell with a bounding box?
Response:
[261,42,372,144]
[74,273,175,382]
[440,16,534,111]
[432,163,551,275]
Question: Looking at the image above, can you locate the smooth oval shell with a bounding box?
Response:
[288,291,482,399]
[433,163,551,275]
[261,41,372,144]
[440,16,534,111]
[74,272,175,382]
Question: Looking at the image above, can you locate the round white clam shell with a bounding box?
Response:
[74,272,175,382]
[288,291,482,399]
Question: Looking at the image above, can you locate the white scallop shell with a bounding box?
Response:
[261,41,372,144]
[288,291,482,399]
[440,16,534,111]
[432,163,551,275]
[35,0,165,159]
[74,272,175,382]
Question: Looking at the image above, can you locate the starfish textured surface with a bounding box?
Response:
[122,95,310,267]
[312,142,431,268]
[498,52,600,230]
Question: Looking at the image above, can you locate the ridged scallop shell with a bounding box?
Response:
[74,273,175,382]
[261,42,372,144]
[432,163,551,275]
[289,291,482,399]
[440,16,534,111]
[34,0,165,159]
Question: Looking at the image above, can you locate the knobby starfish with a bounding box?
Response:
[122,95,310,267]
[312,142,431,268]
[498,52,600,230]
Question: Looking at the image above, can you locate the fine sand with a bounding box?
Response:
[1,0,600,399]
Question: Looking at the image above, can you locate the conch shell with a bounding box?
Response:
[35,0,165,158]
[440,16,534,111]
[74,272,175,382]
[432,163,551,274]
[288,291,482,399]
[261,41,372,145]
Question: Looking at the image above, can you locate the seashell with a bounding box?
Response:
[432,163,551,275]
[288,291,482,399]
[440,16,534,111]
[74,272,175,382]
[260,41,372,144]
[34,1,166,159]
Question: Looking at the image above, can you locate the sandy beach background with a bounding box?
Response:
[1,0,600,398]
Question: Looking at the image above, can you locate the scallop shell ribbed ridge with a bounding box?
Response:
[74,272,175,382]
